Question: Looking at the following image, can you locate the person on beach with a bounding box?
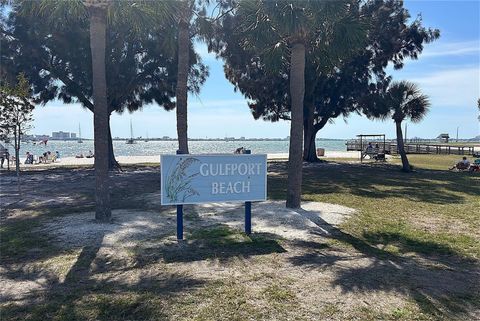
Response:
[76,153,84,158]
[55,151,60,159]
[365,142,373,154]
[86,150,94,158]
[450,156,470,170]
[0,143,8,168]
[235,147,245,154]
[38,152,47,163]
[25,152,33,164]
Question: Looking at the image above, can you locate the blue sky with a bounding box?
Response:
[32,0,480,140]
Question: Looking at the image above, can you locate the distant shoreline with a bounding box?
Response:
[35,138,349,142]
[6,151,364,169]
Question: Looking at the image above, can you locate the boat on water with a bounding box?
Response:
[126,119,136,144]
[78,123,83,143]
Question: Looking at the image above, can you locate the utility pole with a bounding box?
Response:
[456,126,459,142]
[404,123,408,143]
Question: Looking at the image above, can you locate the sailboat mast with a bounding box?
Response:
[130,119,133,139]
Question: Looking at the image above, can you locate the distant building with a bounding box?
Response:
[52,131,72,140]
[437,133,449,143]
[70,133,76,139]
[34,134,50,140]
[22,134,35,141]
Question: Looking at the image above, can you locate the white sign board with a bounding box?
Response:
[160,154,267,205]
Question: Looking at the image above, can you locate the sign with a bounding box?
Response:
[161,154,267,205]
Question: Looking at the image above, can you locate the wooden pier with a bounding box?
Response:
[346,140,477,156]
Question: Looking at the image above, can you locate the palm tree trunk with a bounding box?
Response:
[286,42,305,208]
[175,3,190,154]
[89,6,111,221]
[395,120,410,172]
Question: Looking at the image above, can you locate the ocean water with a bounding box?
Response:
[14,139,347,158]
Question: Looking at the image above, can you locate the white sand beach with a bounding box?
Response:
[8,151,363,169]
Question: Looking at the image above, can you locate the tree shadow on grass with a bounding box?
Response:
[134,226,286,265]
[269,162,479,205]
[286,211,480,319]
[1,166,161,215]
[1,228,205,321]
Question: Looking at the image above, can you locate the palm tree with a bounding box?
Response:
[84,0,111,221]
[17,0,111,220]
[17,0,172,221]
[382,81,430,172]
[175,0,191,154]
[237,0,363,208]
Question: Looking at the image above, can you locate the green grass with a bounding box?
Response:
[1,155,478,321]
[270,155,480,260]
[0,215,54,261]
[392,154,467,170]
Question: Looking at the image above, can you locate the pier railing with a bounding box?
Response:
[346,140,477,155]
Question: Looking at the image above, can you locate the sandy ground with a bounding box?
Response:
[6,151,365,169]
[38,201,356,249]
[0,200,356,305]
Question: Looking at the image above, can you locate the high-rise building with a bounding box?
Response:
[52,131,71,139]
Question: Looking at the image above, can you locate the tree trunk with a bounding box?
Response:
[107,114,120,171]
[304,117,329,162]
[175,3,190,154]
[286,42,305,209]
[303,103,318,162]
[14,128,19,176]
[395,120,410,172]
[303,126,319,162]
[89,6,111,221]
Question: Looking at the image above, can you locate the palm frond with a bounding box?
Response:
[388,80,430,123]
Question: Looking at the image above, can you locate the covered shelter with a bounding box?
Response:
[437,133,450,143]
[346,134,387,162]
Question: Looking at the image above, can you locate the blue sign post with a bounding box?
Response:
[160,154,267,239]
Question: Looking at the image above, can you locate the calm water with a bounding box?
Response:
[15,139,346,158]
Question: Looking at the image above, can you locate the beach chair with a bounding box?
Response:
[453,162,469,171]
[374,153,386,162]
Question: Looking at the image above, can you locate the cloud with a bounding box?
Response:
[409,66,480,108]
[421,40,480,58]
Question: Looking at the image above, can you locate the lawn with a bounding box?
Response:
[1,155,479,321]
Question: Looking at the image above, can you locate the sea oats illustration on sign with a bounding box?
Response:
[165,157,200,203]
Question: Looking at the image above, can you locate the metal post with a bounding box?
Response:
[176,149,184,240]
[177,204,183,240]
[243,149,252,235]
[245,201,251,235]
[360,136,363,162]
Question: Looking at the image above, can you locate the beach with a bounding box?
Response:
[8,151,363,168]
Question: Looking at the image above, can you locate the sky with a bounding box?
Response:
[31,0,480,140]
